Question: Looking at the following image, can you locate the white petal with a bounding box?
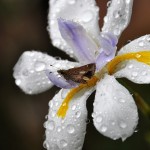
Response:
[13,51,77,94]
[44,87,94,150]
[93,75,138,141]
[118,35,150,54]
[48,0,100,58]
[102,0,133,37]
[115,35,150,84]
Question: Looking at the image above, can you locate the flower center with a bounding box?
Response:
[57,51,150,118]
[107,51,150,74]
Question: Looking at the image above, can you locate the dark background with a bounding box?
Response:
[0,0,150,150]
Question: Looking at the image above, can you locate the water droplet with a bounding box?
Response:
[67,124,75,134]
[53,38,61,47]
[119,98,125,103]
[22,69,29,76]
[111,121,115,126]
[68,0,76,5]
[114,28,121,36]
[136,54,141,58]
[126,0,131,4]
[47,120,55,130]
[96,115,102,123]
[120,122,127,129]
[113,11,120,19]
[128,64,133,69]
[61,89,68,99]
[43,141,49,149]
[34,61,46,72]
[147,36,150,42]
[101,126,107,132]
[75,111,81,118]
[60,139,68,147]
[57,126,62,132]
[132,72,138,77]
[71,105,76,111]
[16,79,21,86]
[82,10,93,23]
[141,71,147,76]
[138,41,144,47]
[107,1,111,7]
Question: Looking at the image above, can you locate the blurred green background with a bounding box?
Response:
[0,0,150,150]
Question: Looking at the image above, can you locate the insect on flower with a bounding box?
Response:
[58,63,96,84]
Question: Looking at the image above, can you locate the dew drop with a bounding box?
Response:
[57,126,62,132]
[126,0,131,4]
[120,122,127,129]
[34,61,46,72]
[147,36,150,42]
[101,126,107,132]
[53,38,61,47]
[114,28,121,36]
[43,141,49,149]
[107,1,111,7]
[96,115,102,123]
[47,120,55,130]
[138,41,144,47]
[128,64,133,69]
[16,79,21,86]
[81,10,93,23]
[71,105,76,111]
[67,124,75,134]
[111,121,115,126]
[132,72,138,77]
[141,71,147,76]
[60,139,68,147]
[135,53,141,58]
[113,11,120,19]
[68,0,76,5]
[22,69,29,76]
[119,98,125,103]
[75,111,81,118]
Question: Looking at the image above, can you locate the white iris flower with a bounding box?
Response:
[13,0,150,149]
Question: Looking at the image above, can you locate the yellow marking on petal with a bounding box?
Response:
[107,51,150,74]
[57,76,98,118]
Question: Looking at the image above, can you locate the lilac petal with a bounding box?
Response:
[58,18,98,64]
[45,70,78,89]
[96,33,117,70]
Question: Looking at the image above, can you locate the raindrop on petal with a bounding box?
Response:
[120,121,127,129]
[138,41,144,47]
[81,10,93,23]
[96,115,102,123]
[16,79,21,86]
[101,126,107,132]
[34,61,46,72]
[47,120,55,130]
[60,139,68,147]
[75,111,81,118]
[67,124,75,134]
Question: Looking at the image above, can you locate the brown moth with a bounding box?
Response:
[58,63,96,84]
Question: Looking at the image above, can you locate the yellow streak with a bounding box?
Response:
[107,51,150,74]
[57,76,98,118]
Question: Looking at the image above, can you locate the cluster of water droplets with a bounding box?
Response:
[115,35,150,83]
[44,88,89,150]
[103,0,132,37]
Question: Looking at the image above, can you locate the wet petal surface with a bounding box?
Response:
[93,75,138,141]
[44,87,94,150]
[102,0,133,37]
[49,0,100,58]
[13,51,77,94]
[115,35,150,84]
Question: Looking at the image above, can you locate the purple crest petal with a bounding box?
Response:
[45,70,78,89]
[96,33,118,70]
[58,18,98,64]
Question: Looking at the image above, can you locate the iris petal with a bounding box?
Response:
[93,75,138,141]
[58,19,98,64]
